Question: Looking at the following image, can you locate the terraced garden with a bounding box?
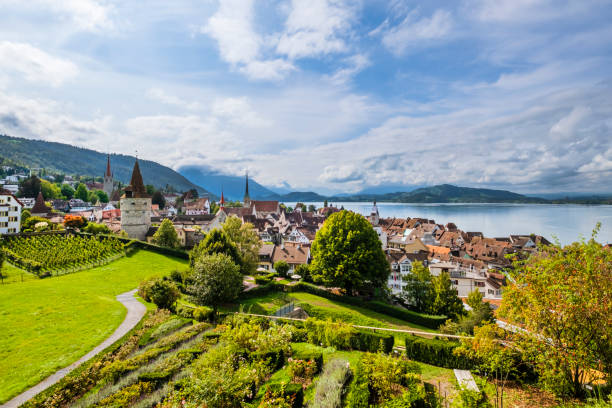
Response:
[0,250,188,403]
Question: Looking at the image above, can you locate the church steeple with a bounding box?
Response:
[105,154,112,177]
[220,188,225,210]
[103,154,113,197]
[123,159,148,198]
[243,171,251,207]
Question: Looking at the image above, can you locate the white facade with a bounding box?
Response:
[429,261,502,299]
[387,258,414,295]
[2,184,18,194]
[0,193,23,234]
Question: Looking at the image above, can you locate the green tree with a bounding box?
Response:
[139,277,180,310]
[75,183,89,201]
[190,253,243,316]
[311,210,389,294]
[145,184,156,195]
[294,263,312,282]
[87,191,98,204]
[190,228,241,268]
[222,215,261,274]
[18,176,41,197]
[61,184,75,199]
[499,226,612,398]
[274,260,290,277]
[441,289,495,335]
[401,261,434,313]
[83,222,111,235]
[21,208,31,224]
[95,190,109,203]
[152,219,180,248]
[151,190,166,209]
[431,272,465,319]
[40,180,61,199]
[308,204,316,213]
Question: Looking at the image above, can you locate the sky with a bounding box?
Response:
[0,0,611,195]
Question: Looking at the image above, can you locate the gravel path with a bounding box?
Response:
[1,289,146,408]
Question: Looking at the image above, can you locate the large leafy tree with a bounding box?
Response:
[18,176,41,198]
[40,180,61,200]
[190,253,243,316]
[61,184,75,199]
[401,261,434,313]
[311,210,389,294]
[153,219,180,248]
[222,215,261,275]
[431,272,465,319]
[499,226,612,398]
[75,183,89,201]
[190,228,241,269]
[152,191,166,209]
[95,190,109,203]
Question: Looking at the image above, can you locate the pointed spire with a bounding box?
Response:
[245,171,249,196]
[220,188,225,209]
[243,171,251,206]
[31,190,49,215]
[124,159,147,198]
[105,154,112,177]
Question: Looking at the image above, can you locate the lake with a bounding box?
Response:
[283,202,612,246]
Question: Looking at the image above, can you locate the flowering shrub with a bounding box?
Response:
[287,358,318,382]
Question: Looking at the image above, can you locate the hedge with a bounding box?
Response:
[404,335,477,369]
[291,349,324,373]
[251,348,286,371]
[137,371,172,386]
[239,281,285,299]
[287,282,447,329]
[352,330,394,354]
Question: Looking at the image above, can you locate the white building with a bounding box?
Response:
[0,190,23,234]
[2,184,18,194]
[429,260,503,300]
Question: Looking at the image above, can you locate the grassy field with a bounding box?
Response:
[0,262,37,284]
[0,250,188,403]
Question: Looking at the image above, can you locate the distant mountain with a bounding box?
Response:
[178,165,277,201]
[0,134,213,197]
[262,191,328,202]
[331,184,548,203]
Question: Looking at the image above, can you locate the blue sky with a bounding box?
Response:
[0,0,611,194]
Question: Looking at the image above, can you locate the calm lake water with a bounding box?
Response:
[284,202,612,246]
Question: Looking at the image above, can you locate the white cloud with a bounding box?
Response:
[202,0,294,81]
[276,0,358,59]
[379,9,453,55]
[0,0,114,32]
[328,53,370,85]
[146,88,202,111]
[549,106,591,140]
[0,41,79,86]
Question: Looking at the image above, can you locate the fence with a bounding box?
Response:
[273,302,295,317]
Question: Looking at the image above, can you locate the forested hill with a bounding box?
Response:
[0,134,213,196]
[334,184,549,203]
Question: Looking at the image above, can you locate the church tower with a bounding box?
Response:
[370,199,379,226]
[243,172,251,207]
[103,154,114,198]
[120,159,151,240]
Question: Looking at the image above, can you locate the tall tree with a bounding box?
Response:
[151,190,166,209]
[153,219,180,248]
[311,210,389,294]
[190,228,241,269]
[61,184,75,199]
[499,226,612,398]
[75,183,89,201]
[431,272,465,319]
[95,190,109,203]
[222,215,261,274]
[40,180,61,200]
[18,176,41,198]
[190,253,243,316]
[401,261,434,313]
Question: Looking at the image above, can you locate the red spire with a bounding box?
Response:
[220,189,225,209]
[105,154,112,177]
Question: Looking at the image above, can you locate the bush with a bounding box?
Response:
[262,383,304,408]
[311,359,352,408]
[360,353,425,405]
[288,358,318,382]
[303,318,393,353]
[274,260,290,277]
[137,371,172,386]
[346,360,370,408]
[193,306,214,322]
[291,349,324,373]
[148,279,180,310]
[251,348,286,371]
[450,389,492,408]
[176,304,194,319]
[293,264,312,282]
[404,335,476,369]
[352,330,394,353]
[255,275,274,285]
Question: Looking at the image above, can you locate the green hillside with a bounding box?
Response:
[0,134,213,196]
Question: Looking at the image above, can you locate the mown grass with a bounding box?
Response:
[0,262,37,284]
[0,250,187,403]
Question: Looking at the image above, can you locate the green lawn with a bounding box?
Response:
[0,262,37,284]
[0,250,187,403]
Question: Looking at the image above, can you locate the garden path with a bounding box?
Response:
[0,289,146,408]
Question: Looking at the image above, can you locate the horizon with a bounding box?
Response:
[0,1,611,195]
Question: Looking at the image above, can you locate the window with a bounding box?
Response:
[476,281,485,287]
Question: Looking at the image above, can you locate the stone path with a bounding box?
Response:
[1,289,146,408]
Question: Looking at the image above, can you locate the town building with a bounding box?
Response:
[30,191,51,217]
[103,154,114,198]
[120,160,152,240]
[183,197,210,215]
[0,189,23,234]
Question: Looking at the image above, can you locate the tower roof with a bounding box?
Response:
[220,189,225,208]
[123,160,149,198]
[105,154,112,177]
[31,191,49,214]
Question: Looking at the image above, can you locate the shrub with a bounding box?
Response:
[346,360,370,408]
[261,383,304,408]
[311,359,352,408]
[251,348,286,371]
[291,349,324,373]
[148,278,180,310]
[137,371,172,386]
[255,275,274,285]
[404,335,476,369]
[293,264,312,282]
[193,306,214,322]
[287,358,318,382]
[176,304,194,319]
[352,330,394,353]
[450,389,492,408]
[170,269,184,284]
[274,260,290,277]
[97,381,154,407]
[138,277,156,302]
[303,318,393,353]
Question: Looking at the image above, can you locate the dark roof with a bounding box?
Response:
[123,160,149,198]
[31,191,49,214]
